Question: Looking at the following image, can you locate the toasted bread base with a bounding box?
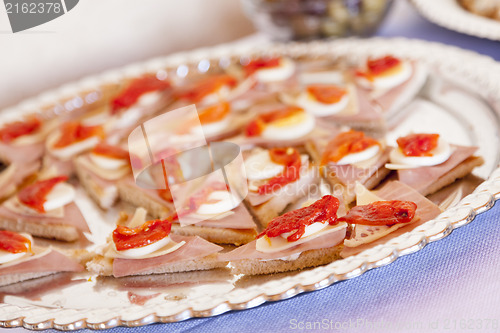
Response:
[74,160,118,209]
[171,224,256,246]
[86,253,226,277]
[117,181,174,219]
[229,244,343,275]
[0,271,57,287]
[0,218,79,242]
[419,156,484,197]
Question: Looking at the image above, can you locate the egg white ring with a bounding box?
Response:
[261,112,315,141]
[389,137,452,167]
[335,145,380,166]
[196,190,239,215]
[253,58,295,83]
[43,182,76,211]
[356,61,412,91]
[113,106,143,129]
[244,150,285,181]
[47,134,100,160]
[191,117,230,137]
[136,91,162,107]
[0,233,32,264]
[296,91,350,117]
[116,236,171,258]
[90,153,128,170]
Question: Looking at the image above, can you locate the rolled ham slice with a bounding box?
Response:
[0,142,45,164]
[219,224,346,261]
[341,181,441,257]
[112,234,223,278]
[372,61,427,118]
[0,161,40,200]
[0,250,84,276]
[397,145,478,194]
[0,202,90,233]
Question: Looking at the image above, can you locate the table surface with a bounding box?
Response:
[7,1,500,332]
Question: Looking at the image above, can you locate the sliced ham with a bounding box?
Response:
[324,147,391,185]
[0,160,40,199]
[246,164,317,207]
[372,61,427,117]
[0,202,90,233]
[181,204,257,229]
[398,145,478,193]
[325,85,384,124]
[219,224,346,261]
[0,142,45,164]
[112,234,223,277]
[0,250,83,276]
[341,180,441,257]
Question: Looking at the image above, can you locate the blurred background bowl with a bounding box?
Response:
[242,0,394,41]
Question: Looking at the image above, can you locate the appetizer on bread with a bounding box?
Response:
[306,129,391,204]
[0,230,84,286]
[75,142,131,209]
[220,195,346,275]
[386,133,484,196]
[243,146,319,226]
[0,176,90,241]
[87,208,226,278]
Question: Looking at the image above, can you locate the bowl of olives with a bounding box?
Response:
[241,0,394,41]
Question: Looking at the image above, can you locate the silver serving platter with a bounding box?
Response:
[0,38,499,330]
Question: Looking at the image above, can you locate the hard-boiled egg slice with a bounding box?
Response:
[261,111,315,141]
[335,145,380,165]
[90,153,128,170]
[116,236,170,258]
[254,58,295,83]
[357,61,412,91]
[47,134,100,160]
[256,222,347,253]
[389,137,451,167]
[199,85,231,106]
[112,106,143,128]
[295,90,350,117]
[190,117,230,137]
[0,233,32,264]
[137,91,162,107]
[281,221,329,239]
[244,150,284,181]
[43,183,76,211]
[196,190,239,215]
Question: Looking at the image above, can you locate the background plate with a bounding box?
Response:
[411,0,500,41]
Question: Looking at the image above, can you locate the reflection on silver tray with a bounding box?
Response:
[0,38,500,330]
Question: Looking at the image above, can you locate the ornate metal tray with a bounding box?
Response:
[0,38,499,330]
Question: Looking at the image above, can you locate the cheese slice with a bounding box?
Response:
[347,182,418,247]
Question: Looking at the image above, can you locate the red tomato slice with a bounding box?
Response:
[53,122,103,148]
[257,147,302,195]
[0,116,42,143]
[243,57,281,77]
[113,218,173,251]
[0,230,32,254]
[258,195,340,242]
[307,85,347,104]
[396,133,440,157]
[321,130,379,164]
[175,75,236,103]
[111,75,171,114]
[244,106,304,137]
[338,200,417,226]
[18,176,68,213]
[92,142,129,160]
[198,102,230,125]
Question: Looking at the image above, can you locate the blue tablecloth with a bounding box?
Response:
[14,1,500,332]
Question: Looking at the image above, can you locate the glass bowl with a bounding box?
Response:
[241,0,394,41]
